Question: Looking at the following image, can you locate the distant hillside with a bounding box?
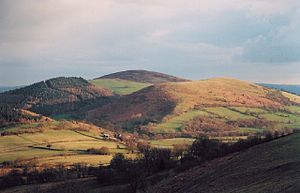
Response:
[0,86,23,93]
[87,78,299,133]
[96,70,189,84]
[258,83,300,95]
[91,70,189,95]
[0,77,113,115]
[155,133,300,193]
[91,78,151,95]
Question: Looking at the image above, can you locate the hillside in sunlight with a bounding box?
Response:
[87,78,300,135]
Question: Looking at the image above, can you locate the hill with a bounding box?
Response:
[0,77,113,115]
[91,78,151,95]
[259,83,300,95]
[96,70,189,84]
[87,78,300,135]
[155,132,300,193]
[91,70,189,95]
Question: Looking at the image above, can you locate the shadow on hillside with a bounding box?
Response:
[30,96,117,116]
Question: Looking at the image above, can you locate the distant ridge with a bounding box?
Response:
[96,70,189,84]
[0,86,23,93]
[258,83,300,95]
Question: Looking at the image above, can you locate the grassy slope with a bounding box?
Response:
[91,78,151,95]
[156,133,300,193]
[282,91,300,103]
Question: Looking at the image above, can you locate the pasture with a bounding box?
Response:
[149,138,195,148]
[203,107,255,120]
[0,129,127,166]
[286,105,300,114]
[91,78,151,95]
[154,110,210,133]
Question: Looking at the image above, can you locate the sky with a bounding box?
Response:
[0,0,300,86]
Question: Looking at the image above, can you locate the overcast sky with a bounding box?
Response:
[0,0,300,86]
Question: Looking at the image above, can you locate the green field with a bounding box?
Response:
[203,107,255,120]
[229,106,300,130]
[286,105,300,114]
[149,138,195,148]
[260,112,300,127]
[261,113,291,123]
[0,129,126,166]
[239,127,264,133]
[154,110,210,133]
[210,136,248,143]
[229,107,267,114]
[91,78,151,95]
[36,154,113,166]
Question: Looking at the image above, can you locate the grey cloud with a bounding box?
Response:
[0,0,300,85]
[241,8,300,63]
